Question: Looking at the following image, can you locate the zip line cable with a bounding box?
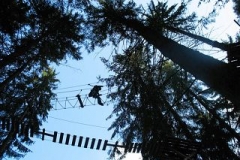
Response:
[53,86,116,103]
[54,86,111,94]
[54,89,84,94]
[48,116,108,129]
[54,87,95,94]
[54,82,103,91]
[58,63,82,72]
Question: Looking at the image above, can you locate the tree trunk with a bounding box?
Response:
[165,26,228,51]
[106,12,240,110]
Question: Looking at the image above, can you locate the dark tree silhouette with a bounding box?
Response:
[69,0,240,159]
[0,0,83,158]
[75,0,240,111]
[100,41,240,159]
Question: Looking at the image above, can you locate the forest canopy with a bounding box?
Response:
[1,0,240,159]
[75,0,240,159]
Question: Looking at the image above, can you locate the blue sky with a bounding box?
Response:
[22,47,143,160]
[15,0,239,160]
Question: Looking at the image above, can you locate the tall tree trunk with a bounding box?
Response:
[165,26,228,51]
[105,12,240,110]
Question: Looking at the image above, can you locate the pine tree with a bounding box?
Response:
[100,41,239,159]
[74,0,240,111]
[0,0,83,158]
[73,0,240,158]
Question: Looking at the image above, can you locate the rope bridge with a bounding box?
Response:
[1,118,201,159]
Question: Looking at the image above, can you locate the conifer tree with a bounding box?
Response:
[0,0,83,158]
[75,0,240,111]
[100,41,239,159]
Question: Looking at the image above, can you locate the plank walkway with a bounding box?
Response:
[1,118,201,159]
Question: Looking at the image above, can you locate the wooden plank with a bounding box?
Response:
[65,134,70,145]
[90,138,96,149]
[78,136,83,147]
[132,143,138,153]
[136,143,142,153]
[124,142,129,153]
[84,137,89,148]
[96,139,102,150]
[53,131,58,142]
[42,129,46,140]
[102,140,108,151]
[39,130,55,138]
[59,133,64,144]
[152,137,202,159]
[72,135,77,146]
[127,143,134,152]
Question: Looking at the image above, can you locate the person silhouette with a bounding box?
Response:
[88,85,104,106]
